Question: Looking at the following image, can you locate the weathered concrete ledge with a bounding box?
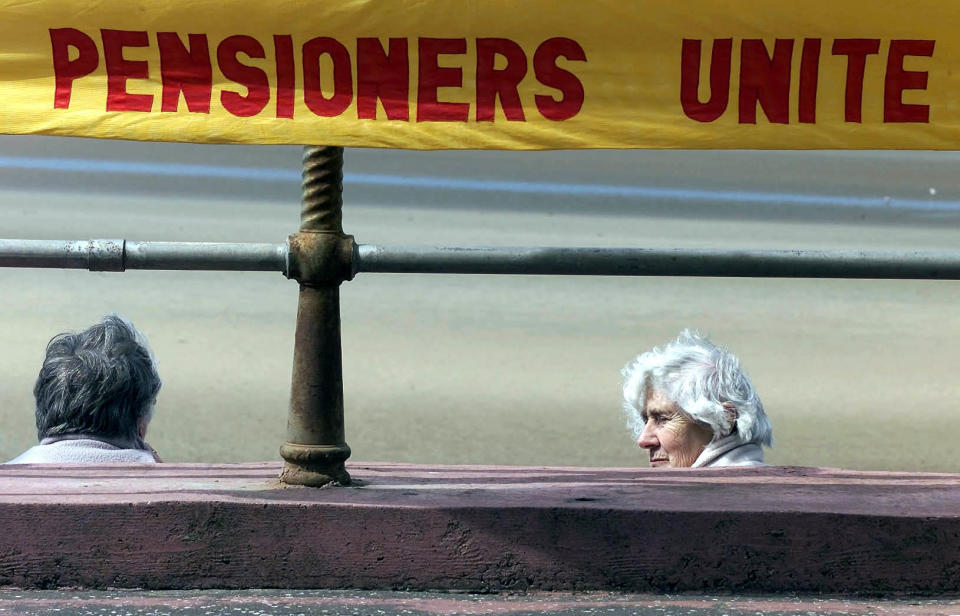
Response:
[0,462,957,594]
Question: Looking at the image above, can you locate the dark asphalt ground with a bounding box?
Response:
[0,590,957,616]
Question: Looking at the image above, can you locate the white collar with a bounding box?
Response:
[692,432,766,468]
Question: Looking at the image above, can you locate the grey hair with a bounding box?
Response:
[34,315,161,442]
[621,329,772,446]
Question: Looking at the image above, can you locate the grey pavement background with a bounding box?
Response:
[0,590,957,616]
[0,136,958,470]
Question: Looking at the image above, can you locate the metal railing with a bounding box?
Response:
[5,239,960,280]
[2,145,960,485]
[0,239,286,272]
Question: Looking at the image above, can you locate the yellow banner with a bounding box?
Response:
[0,0,957,149]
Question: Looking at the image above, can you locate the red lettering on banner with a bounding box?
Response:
[48,30,590,123]
[274,35,295,119]
[798,38,821,123]
[102,29,153,112]
[357,38,409,120]
[157,33,211,113]
[832,39,880,122]
[739,39,793,124]
[533,37,586,121]
[303,37,353,117]
[50,28,99,109]
[680,38,732,122]
[682,37,934,125]
[476,38,527,121]
[884,40,934,123]
[417,38,470,122]
[217,35,269,117]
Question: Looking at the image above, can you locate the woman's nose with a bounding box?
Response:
[637,426,658,449]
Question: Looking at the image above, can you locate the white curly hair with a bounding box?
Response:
[621,329,772,446]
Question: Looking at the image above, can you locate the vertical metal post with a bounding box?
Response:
[279,146,355,486]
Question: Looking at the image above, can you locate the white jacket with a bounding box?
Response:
[692,433,766,468]
[6,437,156,464]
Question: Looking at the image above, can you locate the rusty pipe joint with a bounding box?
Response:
[285,231,357,285]
[87,239,126,272]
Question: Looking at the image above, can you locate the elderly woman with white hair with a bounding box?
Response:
[622,330,772,468]
[6,315,162,464]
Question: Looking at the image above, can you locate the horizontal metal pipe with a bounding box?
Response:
[125,241,287,272]
[5,239,960,280]
[0,239,287,273]
[357,245,960,280]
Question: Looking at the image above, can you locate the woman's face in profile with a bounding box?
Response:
[637,388,713,468]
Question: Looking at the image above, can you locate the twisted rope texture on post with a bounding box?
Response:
[300,146,344,232]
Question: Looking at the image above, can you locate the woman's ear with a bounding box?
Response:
[721,402,739,433]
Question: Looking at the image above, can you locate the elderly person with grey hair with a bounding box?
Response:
[7,315,162,464]
[622,330,772,468]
